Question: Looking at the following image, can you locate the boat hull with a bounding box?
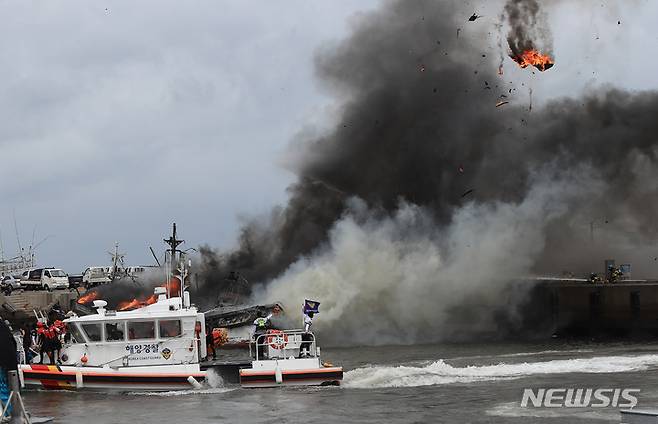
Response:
[240,367,343,388]
[19,364,206,392]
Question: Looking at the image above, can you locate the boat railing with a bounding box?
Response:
[251,329,317,360]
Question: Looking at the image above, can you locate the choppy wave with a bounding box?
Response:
[128,387,236,397]
[343,354,658,388]
[501,349,594,358]
[486,402,617,421]
[129,369,233,396]
[450,349,595,362]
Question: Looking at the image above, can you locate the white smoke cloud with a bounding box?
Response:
[255,165,602,345]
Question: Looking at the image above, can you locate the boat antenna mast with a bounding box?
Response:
[163,223,184,298]
[108,242,126,282]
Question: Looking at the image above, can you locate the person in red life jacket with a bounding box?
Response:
[41,322,57,365]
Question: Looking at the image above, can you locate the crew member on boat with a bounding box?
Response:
[42,322,56,365]
[205,324,216,361]
[51,320,65,364]
[253,311,272,358]
[35,322,47,364]
[300,312,314,357]
[300,300,320,358]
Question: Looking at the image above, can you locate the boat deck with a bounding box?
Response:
[200,353,252,383]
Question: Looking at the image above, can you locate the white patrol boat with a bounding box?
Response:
[239,329,343,388]
[19,224,208,392]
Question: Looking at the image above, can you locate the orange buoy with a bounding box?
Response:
[81,354,88,364]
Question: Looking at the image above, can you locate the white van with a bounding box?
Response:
[82,266,112,288]
[20,268,70,291]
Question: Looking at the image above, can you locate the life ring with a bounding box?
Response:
[266,330,288,350]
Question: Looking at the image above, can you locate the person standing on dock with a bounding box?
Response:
[0,319,17,415]
[21,326,32,364]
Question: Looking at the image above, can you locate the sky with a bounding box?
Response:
[0,0,656,274]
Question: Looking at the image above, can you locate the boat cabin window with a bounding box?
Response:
[81,323,102,342]
[105,322,126,341]
[67,323,85,343]
[159,320,181,338]
[128,321,155,340]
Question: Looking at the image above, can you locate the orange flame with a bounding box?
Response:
[167,278,181,296]
[510,49,554,72]
[117,298,141,311]
[77,291,99,304]
[116,278,181,311]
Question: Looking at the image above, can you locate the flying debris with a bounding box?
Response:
[504,0,555,72]
[528,87,533,112]
[468,13,481,22]
[496,100,509,107]
[461,189,474,198]
[510,49,554,71]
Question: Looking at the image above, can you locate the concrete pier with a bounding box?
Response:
[0,290,79,322]
[519,279,658,338]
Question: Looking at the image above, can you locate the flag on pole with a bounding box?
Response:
[303,299,320,314]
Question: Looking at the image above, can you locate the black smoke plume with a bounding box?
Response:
[504,0,553,59]
[197,0,658,342]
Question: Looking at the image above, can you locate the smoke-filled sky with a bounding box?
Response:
[0,0,656,278]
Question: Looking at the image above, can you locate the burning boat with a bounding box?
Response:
[202,270,285,350]
[19,224,209,391]
[204,302,284,349]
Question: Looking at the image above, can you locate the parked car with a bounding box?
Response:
[1,275,21,294]
[82,266,111,288]
[20,268,70,291]
[68,274,83,289]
